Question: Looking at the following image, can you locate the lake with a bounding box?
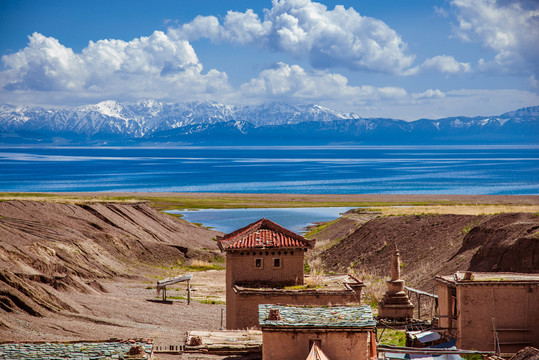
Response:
[167,207,354,234]
[0,145,538,194]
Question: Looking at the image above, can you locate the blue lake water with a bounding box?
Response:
[0,145,538,194]
[166,207,354,234]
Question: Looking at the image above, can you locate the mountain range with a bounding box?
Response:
[1,100,537,145]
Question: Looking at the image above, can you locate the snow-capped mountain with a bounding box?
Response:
[0,100,355,138]
[0,101,537,145]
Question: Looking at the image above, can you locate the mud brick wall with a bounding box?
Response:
[438,280,539,352]
[262,329,371,360]
[228,289,361,329]
[226,250,306,287]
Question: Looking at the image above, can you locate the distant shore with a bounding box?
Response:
[39,192,539,204]
[1,192,539,215]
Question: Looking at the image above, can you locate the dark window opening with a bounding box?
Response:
[255,258,262,268]
[274,258,281,268]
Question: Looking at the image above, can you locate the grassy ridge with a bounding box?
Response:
[1,192,538,215]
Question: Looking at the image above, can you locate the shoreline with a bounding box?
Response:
[2,192,539,214]
[24,192,539,204]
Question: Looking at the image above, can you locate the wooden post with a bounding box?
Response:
[187,280,191,305]
[417,293,421,319]
[220,307,225,330]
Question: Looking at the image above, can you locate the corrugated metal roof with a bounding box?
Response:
[259,304,376,328]
[218,218,314,251]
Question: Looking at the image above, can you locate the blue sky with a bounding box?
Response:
[1,0,538,120]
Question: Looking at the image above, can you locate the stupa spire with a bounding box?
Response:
[378,243,414,320]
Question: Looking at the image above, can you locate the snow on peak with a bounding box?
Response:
[93,100,124,119]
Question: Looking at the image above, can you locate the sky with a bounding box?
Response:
[0,0,538,120]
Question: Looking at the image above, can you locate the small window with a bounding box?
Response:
[255,258,263,269]
[273,258,281,268]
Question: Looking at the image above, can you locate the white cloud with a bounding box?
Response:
[352,88,539,120]
[529,74,538,89]
[240,62,410,101]
[0,31,232,104]
[434,6,449,18]
[413,89,446,99]
[171,0,414,74]
[177,9,270,45]
[404,55,472,75]
[239,63,539,120]
[238,62,450,116]
[1,33,86,91]
[451,0,539,76]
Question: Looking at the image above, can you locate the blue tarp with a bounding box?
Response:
[385,340,461,360]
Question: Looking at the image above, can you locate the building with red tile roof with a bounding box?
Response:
[217,218,314,251]
[219,218,364,330]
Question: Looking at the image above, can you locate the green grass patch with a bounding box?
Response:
[284,284,323,290]
[0,192,472,211]
[184,263,225,271]
[304,218,340,238]
[199,299,226,305]
[378,329,406,346]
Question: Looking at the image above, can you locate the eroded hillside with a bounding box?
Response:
[0,200,221,321]
[318,213,539,292]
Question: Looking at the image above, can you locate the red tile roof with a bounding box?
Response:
[217,218,315,251]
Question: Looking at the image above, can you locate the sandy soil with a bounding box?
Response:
[0,270,226,345]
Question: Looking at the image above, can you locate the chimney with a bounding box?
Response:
[268,309,282,321]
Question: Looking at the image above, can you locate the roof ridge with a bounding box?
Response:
[217,218,315,251]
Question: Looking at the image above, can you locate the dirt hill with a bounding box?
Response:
[318,212,539,293]
[0,200,221,320]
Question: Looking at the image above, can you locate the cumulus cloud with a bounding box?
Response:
[351,88,539,120]
[236,62,539,122]
[171,0,414,74]
[1,33,86,91]
[404,55,472,75]
[177,9,270,45]
[0,31,231,104]
[450,0,539,76]
[239,62,446,113]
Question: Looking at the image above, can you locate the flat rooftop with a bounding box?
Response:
[259,304,375,329]
[235,274,364,293]
[436,271,539,285]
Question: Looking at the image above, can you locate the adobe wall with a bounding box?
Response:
[262,329,371,360]
[228,289,361,329]
[437,282,455,330]
[456,283,539,352]
[225,249,307,329]
[226,250,306,287]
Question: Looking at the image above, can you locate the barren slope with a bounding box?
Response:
[0,200,222,326]
[319,213,539,292]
